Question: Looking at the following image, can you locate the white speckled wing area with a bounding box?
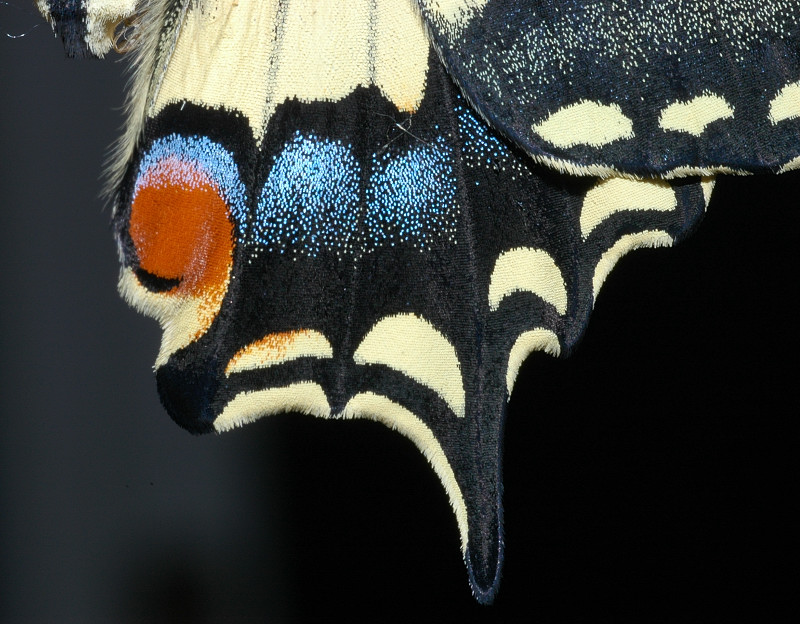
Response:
[419,0,800,176]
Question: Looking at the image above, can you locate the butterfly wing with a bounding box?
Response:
[417,0,800,176]
[32,0,789,604]
[102,0,714,601]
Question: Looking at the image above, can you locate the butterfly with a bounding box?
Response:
[35,0,800,603]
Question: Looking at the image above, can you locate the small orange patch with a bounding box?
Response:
[228,330,310,370]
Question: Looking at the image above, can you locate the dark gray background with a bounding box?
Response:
[2,5,798,622]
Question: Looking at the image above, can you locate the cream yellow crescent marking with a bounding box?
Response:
[593,231,674,299]
[580,178,676,239]
[505,329,561,396]
[532,100,634,148]
[225,330,333,376]
[353,313,465,418]
[214,382,331,432]
[488,248,568,315]
[340,391,469,553]
[778,155,800,173]
[152,0,429,142]
[658,94,734,136]
[769,81,800,124]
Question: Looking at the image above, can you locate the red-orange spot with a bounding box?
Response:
[129,156,234,298]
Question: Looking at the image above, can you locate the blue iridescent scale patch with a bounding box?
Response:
[255,133,361,256]
[251,131,459,256]
[456,102,531,181]
[366,136,457,250]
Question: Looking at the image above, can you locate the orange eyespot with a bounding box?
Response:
[129,156,235,299]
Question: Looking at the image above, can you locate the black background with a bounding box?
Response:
[1,7,797,622]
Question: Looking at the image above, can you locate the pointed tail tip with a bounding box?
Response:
[465,545,503,605]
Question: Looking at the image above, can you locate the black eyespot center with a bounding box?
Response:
[134,267,182,293]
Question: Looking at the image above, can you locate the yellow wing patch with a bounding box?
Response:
[778,155,800,173]
[581,178,677,239]
[120,263,236,370]
[420,0,488,35]
[592,231,674,299]
[532,100,634,148]
[214,382,332,432]
[505,329,561,396]
[658,94,734,136]
[353,313,465,418]
[152,0,430,142]
[769,81,800,124]
[488,248,568,315]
